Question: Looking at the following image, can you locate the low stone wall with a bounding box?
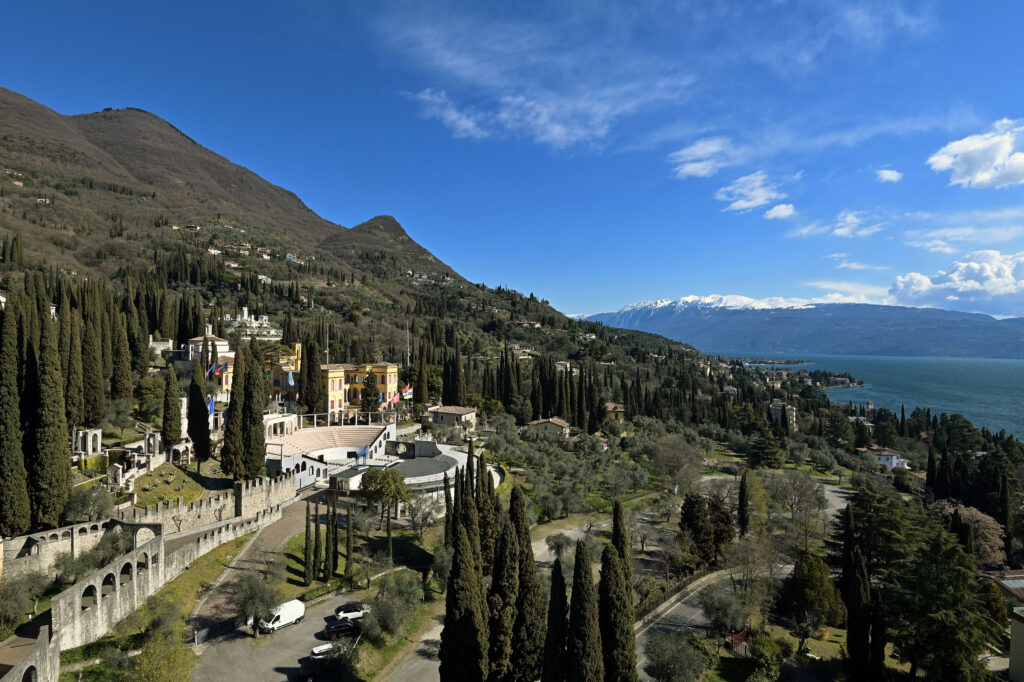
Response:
[1,520,116,580]
[116,490,237,536]
[0,626,60,682]
[164,505,282,578]
[234,471,296,519]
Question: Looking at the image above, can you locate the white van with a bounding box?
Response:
[259,599,305,633]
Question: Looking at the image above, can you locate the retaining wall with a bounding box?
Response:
[115,490,236,535]
[0,626,60,682]
[234,471,296,519]
[1,520,116,580]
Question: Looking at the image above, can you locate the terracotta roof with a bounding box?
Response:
[433,406,477,415]
[529,417,570,429]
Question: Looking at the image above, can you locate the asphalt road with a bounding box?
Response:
[192,594,355,682]
[635,575,722,681]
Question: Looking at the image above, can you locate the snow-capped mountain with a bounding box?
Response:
[585,296,1024,358]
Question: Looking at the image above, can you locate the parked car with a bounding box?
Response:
[310,643,335,660]
[258,599,305,633]
[334,602,369,620]
[324,617,361,639]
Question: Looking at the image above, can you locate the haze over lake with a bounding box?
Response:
[741,354,1024,439]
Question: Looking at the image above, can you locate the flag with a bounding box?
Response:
[402,384,413,399]
[206,362,216,378]
[390,392,400,405]
[207,396,215,415]
[287,370,295,387]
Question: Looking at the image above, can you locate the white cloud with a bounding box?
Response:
[410,89,489,140]
[831,211,885,238]
[715,171,785,212]
[804,280,891,302]
[876,168,903,183]
[928,119,1024,188]
[890,250,1024,315]
[763,203,795,220]
[668,137,748,178]
[904,225,1024,253]
[837,261,889,271]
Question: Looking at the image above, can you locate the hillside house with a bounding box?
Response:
[431,406,477,429]
[858,446,910,470]
[526,417,571,439]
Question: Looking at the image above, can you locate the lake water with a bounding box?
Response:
[744,354,1024,438]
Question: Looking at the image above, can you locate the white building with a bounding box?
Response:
[223,306,283,342]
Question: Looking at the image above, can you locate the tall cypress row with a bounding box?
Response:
[443,471,453,547]
[541,558,568,682]
[439,523,489,682]
[0,305,30,536]
[345,502,354,578]
[64,313,83,430]
[81,316,105,427]
[161,366,181,447]
[313,502,323,583]
[509,486,546,682]
[598,546,638,682]
[610,499,632,589]
[488,516,520,682]
[187,358,211,472]
[566,540,603,682]
[303,502,314,586]
[220,347,247,478]
[110,313,133,402]
[737,470,751,537]
[240,341,267,478]
[461,470,483,573]
[323,498,336,581]
[27,318,70,529]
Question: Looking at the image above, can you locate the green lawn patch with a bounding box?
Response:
[132,462,232,507]
[704,655,754,682]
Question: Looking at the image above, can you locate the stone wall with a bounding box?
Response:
[164,506,281,578]
[1,520,116,580]
[0,626,60,682]
[115,490,237,536]
[234,471,297,519]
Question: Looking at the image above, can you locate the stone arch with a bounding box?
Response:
[101,573,116,598]
[81,585,97,610]
[90,524,99,533]
[61,529,71,539]
[21,665,37,682]
[48,533,58,542]
[78,526,88,535]
[135,527,156,546]
[136,552,149,572]
[119,562,133,585]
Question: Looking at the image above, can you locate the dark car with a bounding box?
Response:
[324,617,361,639]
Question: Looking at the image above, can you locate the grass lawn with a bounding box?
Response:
[704,656,754,682]
[132,460,233,507]
[357,598,443,680]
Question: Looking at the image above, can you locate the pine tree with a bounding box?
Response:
[598,546,638,682]
[566,540,603,682]
[64,313,83,430]
[345,503,354,578]
[220,347,247,478]
[738,470,751,537]
[240,341,268,478]
[439,523,489,682]
[313,503,323,583]
[161,366,181,446]
[81,317,105,427]
[304,502,314,587]
[0,306,30,536]
[27,318,70,529]
[541,557,568,682]
[187,358,211,472]
[510,487,546,682]
[488,516,520,682]
[611,499,633,589]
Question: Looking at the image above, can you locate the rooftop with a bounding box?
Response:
[391,457,452,478]
[433,406,476,415]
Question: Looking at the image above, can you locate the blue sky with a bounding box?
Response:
[4,1,1024,316]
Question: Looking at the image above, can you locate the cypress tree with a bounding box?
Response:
[220,347,247,478]
[926,447,937,491]
[301,338,325,413]
[846,548,871,680]
[304,502,314,586]
[161,366,181,446]
[541,557,568,682]
[510,486,547,682]
[313,502,323,582]
[345,503,354,578]
[27,318,70,529]
[610,499,633,589]
[738,470,751,537]
[240,341,268,478]
[81,316,105,427]
[444,471,453,547]
[461,471,483,574]
[187,358,211,473]
[439,523,489,682]
[64,314,83,430]
[415,345,428,405]
[1001,473,1014,566]
[324,498,336,581]
[566,540,603,682]
[0,306,30,536]
[488,516,520,682]
[598,546,638,682]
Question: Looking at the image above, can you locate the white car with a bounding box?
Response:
[334,602,369,620]
[310,643,335,660]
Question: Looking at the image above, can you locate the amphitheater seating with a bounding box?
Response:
[266,426,386,459]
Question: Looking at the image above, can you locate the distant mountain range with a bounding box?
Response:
[585,296,1024,358]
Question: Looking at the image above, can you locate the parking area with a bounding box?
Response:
[192,595,356,682]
